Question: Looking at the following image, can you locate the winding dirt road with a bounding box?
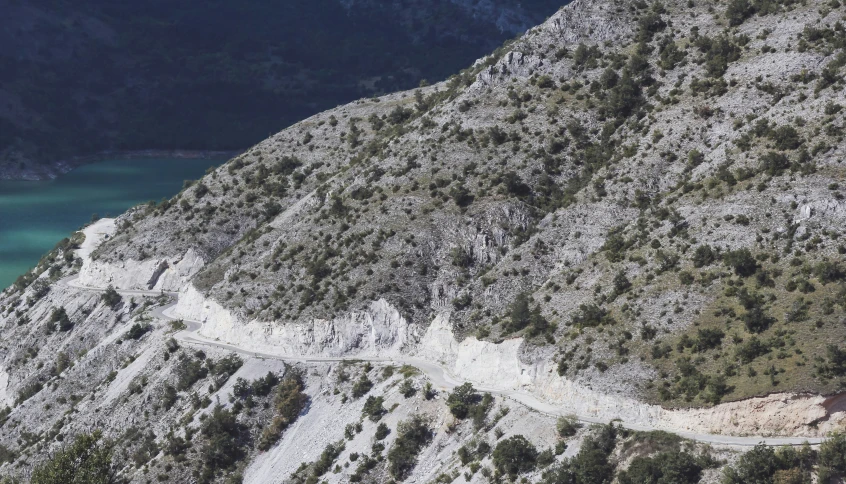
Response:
[61,275,835,447]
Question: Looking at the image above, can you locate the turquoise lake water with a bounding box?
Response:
[0,157,224,290]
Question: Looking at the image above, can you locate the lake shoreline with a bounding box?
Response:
[0,156,225,289]
[1,149,240,182]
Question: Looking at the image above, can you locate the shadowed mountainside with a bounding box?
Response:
[0,0,561,179]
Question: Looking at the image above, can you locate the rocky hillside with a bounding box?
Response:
[0,0,560,180]
[3,0,846,482]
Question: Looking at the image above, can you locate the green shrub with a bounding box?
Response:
[351,374,373,399]
[678,329,725,353]
[450,183,474,207]
[129,429,159,467]
[613,271,632,295]
[742,304,775,333]
[760,151,790,176]
[556,415,581,438]
[695,34,743,78]
[736,336,770,363]
[725,0,754,25]
[602,227,631,262]
[599,68,619,89]
[536,75,555,89]
[31,431,115,484]
[375,423,390,440]
[258,373,309,451]
[0,443,15,465]
[251,372,281,397]
[618,450,704,484]
[101,286,122,308]
[49,307,73,332]
[770,126,802,150]
[686,151,706,172]
[692,245,717,268]
[176,357,208,391]
[723,249,757,277]
[723,444,814,483]
[637,5,667,41]
[819,433,846,481]
[815,261,845,283]
[493,435,538,476]
[387,415,432,479]
[572,43,602,69]
[161,384,178,411]
[163,431,189,461]
[387,107,413,125]
[194,182,209,200]
[507,292,550,335]
[362,396,386,421]
[200,404,247,473]
[209,354,243,377]
[446,383,480,419]
[570,304,616,328]
[15,381,44,405]
[820,345,846,377]
[468,393,494,430]
[399,379,416,398]
[54,352,71,375]
[124,323,151,340]
[367,113,385,131]
[603,70,642,119]
[313,441,345,478]
[502,171,531,197]
[540,425,618,484]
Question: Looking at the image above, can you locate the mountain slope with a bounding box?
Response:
[3,0,846,481]
[88,0,846,407]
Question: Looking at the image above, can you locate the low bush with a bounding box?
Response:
[351,374,373,398]
[101,286,122,308]
[819,433,846,481]
[362,395,386,421]
[49,307,73,332]
[618,450,704,484]
[570,303,616,328]
[258,372,309,451]
[124,323,151,340]
[387,415,432,479]
[200,404,247,476]
[540,425,618,484]
[493,435,538,476]
[692,245,717,268]
[446,383,484,420]
[175,357,208,391]
[557,415,581,438]
[375,422,390,440]
[723,443,814,483]
[31,431,115,484]
[723,249,757,277]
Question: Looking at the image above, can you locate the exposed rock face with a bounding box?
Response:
[168,280,846,438]
[176,288,420,358]
[78,248,204,292]
[478,51,546,85]
[419,312,846,437]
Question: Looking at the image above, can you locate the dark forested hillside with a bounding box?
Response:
[0,0,561,179]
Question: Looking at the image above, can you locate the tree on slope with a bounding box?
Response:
[31,431,118,484]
